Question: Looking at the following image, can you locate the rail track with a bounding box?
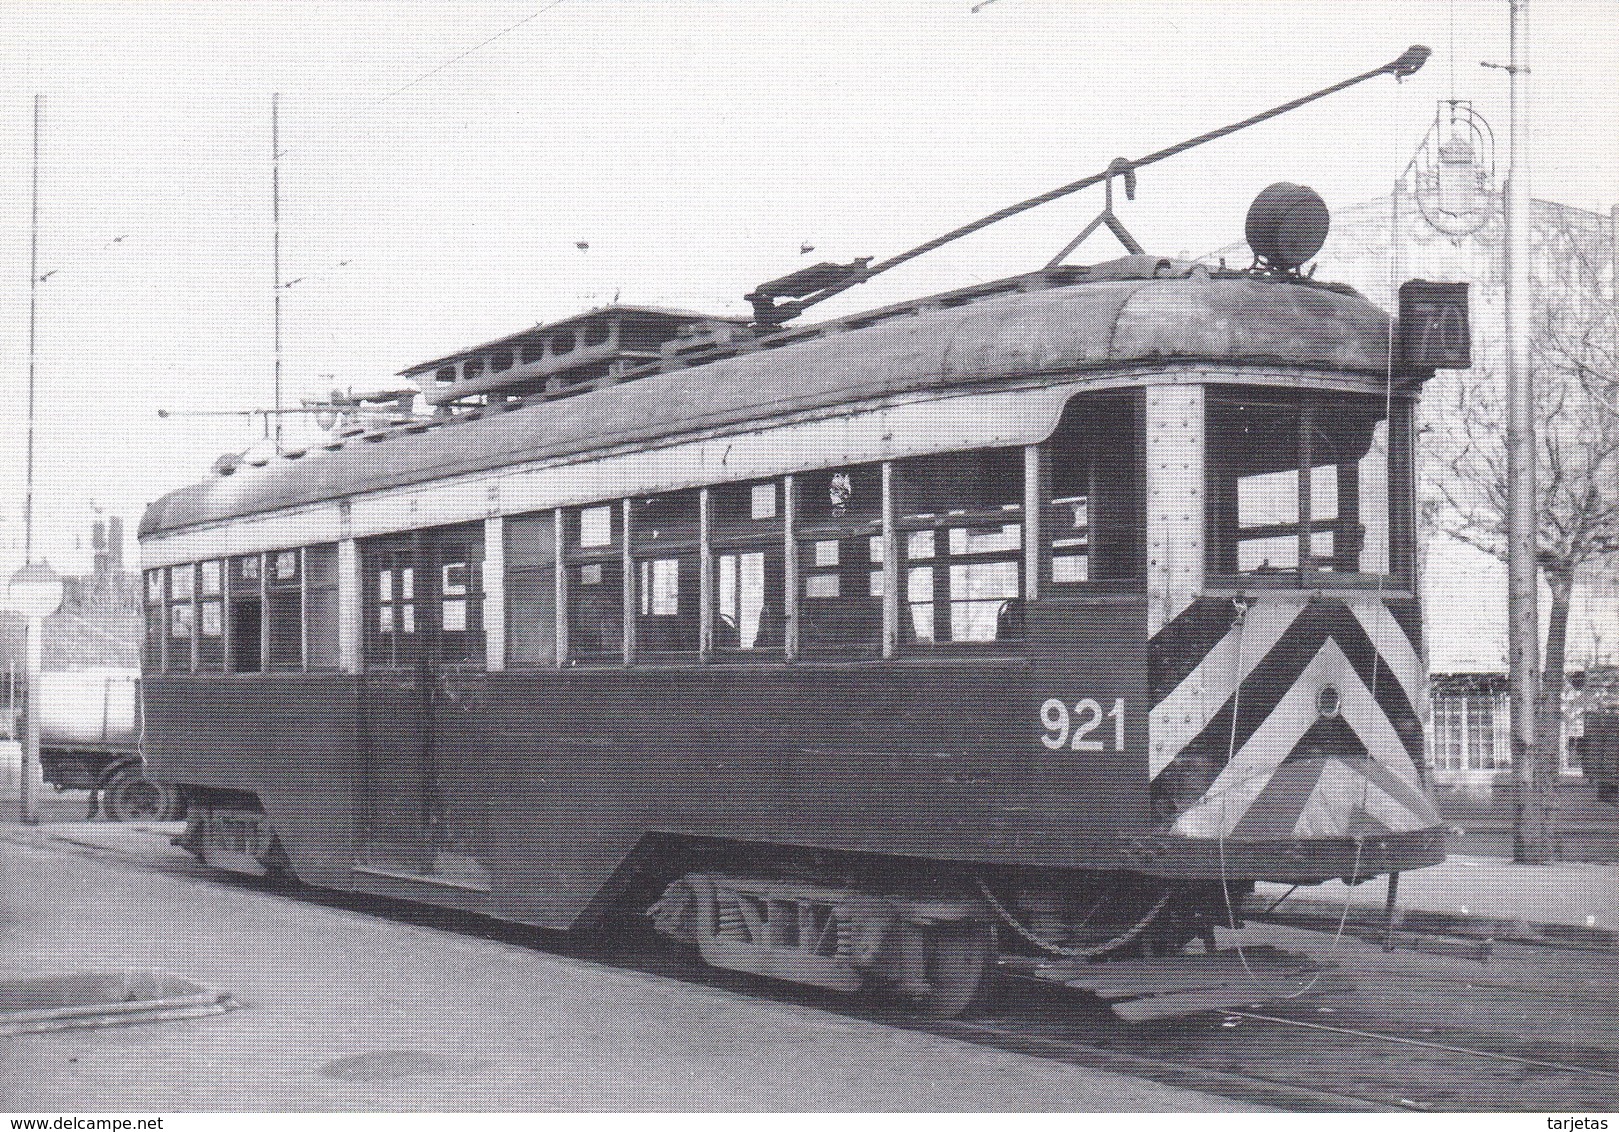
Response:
[12,823,1617,1112]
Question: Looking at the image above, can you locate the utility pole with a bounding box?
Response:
[1503,0,1550,862]
[272,93,284,452]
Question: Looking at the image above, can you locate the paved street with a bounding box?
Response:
[0,831,1254,1112]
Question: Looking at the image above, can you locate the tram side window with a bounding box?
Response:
[265,550,303,671]
[1206,389,1401,582]
[228,554,263,673]
[631,490,701,657]
[711,478,786,655]
[506,513,557,665]
[434,525,484,666]
[166,564,196,672]
[894,448,1024,645]
[796,463,883,655]
[1045,393,1143,587]
[564,504,623,662]
[366,539,419,668]
[362,526,485,668]
[142,569,165,672]
[196,559,226,672]
[305,544,341,670]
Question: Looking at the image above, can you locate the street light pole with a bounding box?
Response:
[1503,0,1548,862]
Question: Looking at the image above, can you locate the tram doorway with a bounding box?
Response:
[356,526,489,890]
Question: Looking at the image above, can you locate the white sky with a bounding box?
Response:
[1,0,1615,575]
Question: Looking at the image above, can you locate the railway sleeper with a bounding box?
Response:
[648,871,995,1016]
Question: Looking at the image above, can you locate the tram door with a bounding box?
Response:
[357,527,483,878]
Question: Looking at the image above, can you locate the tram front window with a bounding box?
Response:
[1206,388,1408,583]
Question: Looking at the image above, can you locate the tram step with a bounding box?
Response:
[1005,946,1345,1020]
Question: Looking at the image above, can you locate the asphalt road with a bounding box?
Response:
[0,831,1258,1112]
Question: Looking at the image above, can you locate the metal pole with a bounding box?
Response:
[272,93,283,451]
[20,96,43,825]
[25,95,41,564]
[20,617,41,824]
[1504,0,1545,861]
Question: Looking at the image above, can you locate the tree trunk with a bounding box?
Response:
[1515,566,1574,864]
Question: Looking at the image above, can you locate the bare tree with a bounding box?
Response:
[1428,202,1619,862]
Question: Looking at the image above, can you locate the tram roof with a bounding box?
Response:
[141,259,1403,538]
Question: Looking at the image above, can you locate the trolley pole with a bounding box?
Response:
[1503,0,1549,862]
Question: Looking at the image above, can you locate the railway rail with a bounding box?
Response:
[11,823,1615,1113]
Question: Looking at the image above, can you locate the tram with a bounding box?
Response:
[139,49,1454,1015]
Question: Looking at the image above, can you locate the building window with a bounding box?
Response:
[1431,688,1508,772]
[1207,389,1408,583]
[894,448,1024,645]
[795,464,883,655]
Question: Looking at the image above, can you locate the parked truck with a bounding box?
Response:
[3,668,182,821]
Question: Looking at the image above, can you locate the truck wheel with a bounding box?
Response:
[100,764,184,822]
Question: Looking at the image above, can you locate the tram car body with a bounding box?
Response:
[140,255,1444,1012]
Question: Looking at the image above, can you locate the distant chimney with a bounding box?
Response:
[91,516,124,576]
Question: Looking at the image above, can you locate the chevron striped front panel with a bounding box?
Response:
[1147,594,1439,841]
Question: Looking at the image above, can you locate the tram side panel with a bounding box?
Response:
[142,673,359,886]
[453,661,1038,928]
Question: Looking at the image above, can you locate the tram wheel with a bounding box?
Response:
[100,764,184,823]
[907,921,997,1018]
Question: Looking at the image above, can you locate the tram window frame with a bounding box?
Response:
[227,554,265,673]
[630,489,702,660]
[142,569,165,672]
[361,526,486,670]
[893,448,1027,649]
[166,564,196,672]
[264,550,305,671]
[195,558,227,672]
[304,544,341,670]
[563,504,624,664]
[709,478,787,659]
[793,463,885,658]
[1205,387,1412,588]
[505,512,558,666]
[1041,391,1145,591]
[433,524,486,668]
[365,539,421,669]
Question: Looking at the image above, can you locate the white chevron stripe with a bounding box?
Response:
[1148,597,1303,779]
[1291,759,1431,838]
[1348,600,1427,721]
[1172,638,1430,838]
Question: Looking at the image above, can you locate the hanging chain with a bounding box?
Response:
[975,879,1173,960]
